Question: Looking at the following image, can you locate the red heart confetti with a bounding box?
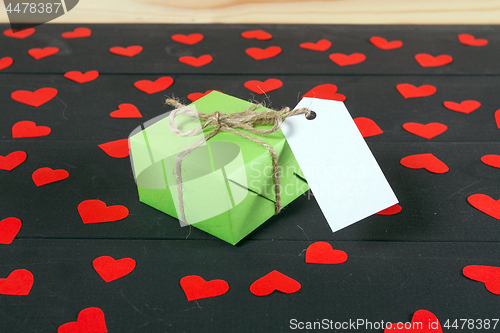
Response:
[244,78,283,94]
[305,242,348,264]
[0,269,33,295]
[376,204,402,215]
[109,46,143,57]
[3,28,35,39]
[0,57,13,71]
[245,46,282,60]
[241,29,272,40]
[481,155,500,169]
[414,54,453,67]
[458,33,488,47]
[396,84,437,99]
[180,275,229,301]
[370,36,403,50]
[98,139,130,158]
[171,33,203,45]
[443,100,480,114]
[302,84,346,101]
[400,153,449,174]
[0,217,22,244]
[58,307,108,333]
[62,27,91,39]
[134,76,174,94]
[496,109,500,129]
[110,104,142,118]
[249,270,301,296]
[64,70,99,84]
[12,121,51,138]
[11,87,58,107]
[353,117,383,138]
[178,54,213,67]
[32,167,69,187]
[329,53,366,66]
[299,39,331,51]
[402,123,447,139]
[0,151,27,171]
[467,194,500,219]
[93,256,136,283]
[28,47,59,60]
[78,199,129,224]
[385,309,442,332]
[463,265,500,294]
[187,90,220,102]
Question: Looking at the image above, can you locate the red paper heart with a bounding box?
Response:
[98,139,130,158]
[109,46,143,57]
[0,151,27,171]
[178,55,212,67]
[0,217,22,244]
[396,84,437,99]
[0,269,33,295]
[32,167,69,187]
[241,29,272,40]
[12,121,51,138]
[180,275,229,301]
[244,78,283,94]
[329,53,366,66]
[463,265,500,294]
[250,270,301,296]
[64,70,99,84]
[28,47,59,60]
[458,33,488,47]
[481,155,500,169]
[402,123,447,139]
[353,117,383,138]
[370,36,403,50]
[305,242,348,264]
[11,87,58,107]
[415,54,453,67]
[62,27,91,39]
[78,199,129,224]
[299,39,331,51]
[467,194,500,219]
[496,109,500,129]
[171,33,203,45]
[3,28,35,39]
[302,84,346,101]
[93,256,136,282]
[443,100,480,114]
[385,309,442,332]
[0,57,13,71]
[58,307,108,333]
[245,46,281,60]
[187,90,220,102]
[400,153,449,174]
[376,204,402,215]
[134,77,174,94]
[110,104,142,118]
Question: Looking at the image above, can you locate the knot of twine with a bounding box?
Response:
[166,98,311,224]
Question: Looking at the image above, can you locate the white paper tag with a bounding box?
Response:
[281,97,398,233]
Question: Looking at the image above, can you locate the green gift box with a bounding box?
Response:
[129,91,309,245]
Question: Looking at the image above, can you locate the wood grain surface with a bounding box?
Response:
[0,0,499,24]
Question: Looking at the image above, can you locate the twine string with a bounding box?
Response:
[166,98,311,224]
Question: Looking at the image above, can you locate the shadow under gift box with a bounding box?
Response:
[129,92,309,245]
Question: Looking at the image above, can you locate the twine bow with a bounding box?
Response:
[166,98,311,224]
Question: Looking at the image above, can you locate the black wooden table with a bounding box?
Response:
[1,24,500,332]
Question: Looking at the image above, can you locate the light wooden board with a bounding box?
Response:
[0,0,499,24]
